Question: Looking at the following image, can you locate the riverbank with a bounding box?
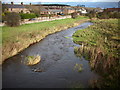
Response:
[72,19,120,88]
[2,16,89,64]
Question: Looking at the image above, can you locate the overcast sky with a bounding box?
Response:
[2,0,120,2]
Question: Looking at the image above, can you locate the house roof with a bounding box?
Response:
[106,8,120,11]
[40,7,48,12]
[3,4,25,8]
[49,9,62,12]
[35,4,70,6]
[65,8,75,10]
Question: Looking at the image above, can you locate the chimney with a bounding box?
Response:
[11,2,14,5]
[21,2,23,5]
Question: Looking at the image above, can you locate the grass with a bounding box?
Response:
[73,19,119,57]
[25,55,41,65]
[72,19,120,88]
[2,16,88,44]
[64,36,70,39]
[2,16,89,63]
[74,63,83,72]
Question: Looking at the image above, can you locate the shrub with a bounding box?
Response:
[35,13,40,17]
[71,12,78,19]
[20,13,37,19]
[97,11,120,19]
[5,12,21,27]
[86,11,97,19]
[24,55,41,66]
[97,12,110,19]
[112,12,120,18]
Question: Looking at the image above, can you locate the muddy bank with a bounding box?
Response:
[2,19,89,64]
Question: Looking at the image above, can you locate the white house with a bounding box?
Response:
[78,8,87,14]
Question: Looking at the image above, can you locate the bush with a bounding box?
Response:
[71,12,78,19]
[110,12,120,18]
[86,11,97,19]
[40,14,49,17]
[35,13,40,17]
[97,11,120,19]
[5,12,21,27]
[20,13,37,19]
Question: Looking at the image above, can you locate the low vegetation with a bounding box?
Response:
[71,12,78,19]
[4,12,21,27]
[73,19,119,56]
[2,16,89,64]
[74,63,83,72]
[97,11,120,19]
[73,19,120,88]
[85,10,120,19]
[24,55,41,66]
[20,13,37,19]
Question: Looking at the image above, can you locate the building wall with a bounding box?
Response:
[8,8,30,13]
[63,8,76,15]
[68,9,76,14]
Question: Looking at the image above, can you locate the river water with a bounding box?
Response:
[3,22,98,88]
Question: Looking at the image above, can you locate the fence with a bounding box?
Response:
[0,15,71,26]
[21,15,71,25]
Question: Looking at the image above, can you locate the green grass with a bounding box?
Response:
[72,19,120,88]
[73,19,119,57]
[2,16,88,44]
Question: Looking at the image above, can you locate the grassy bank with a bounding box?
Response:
[73,19,119,57]
[2,16,89,64]
[72,19,120,88]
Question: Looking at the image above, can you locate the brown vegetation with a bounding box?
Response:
[4,12,21,27]
[73,19,120,88]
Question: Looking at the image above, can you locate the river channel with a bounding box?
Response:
[3,22,98,88]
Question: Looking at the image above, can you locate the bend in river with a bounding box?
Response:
[3,22,98,88]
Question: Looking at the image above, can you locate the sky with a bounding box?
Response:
[2,0,120,2]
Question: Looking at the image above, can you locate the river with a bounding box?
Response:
[2,22,98,88]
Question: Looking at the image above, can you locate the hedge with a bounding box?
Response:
[20,13,37,19]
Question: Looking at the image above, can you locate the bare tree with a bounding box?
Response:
[5,12,21,27]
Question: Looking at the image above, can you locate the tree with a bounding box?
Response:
[87,11,97,19]
[5,12,21,27]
